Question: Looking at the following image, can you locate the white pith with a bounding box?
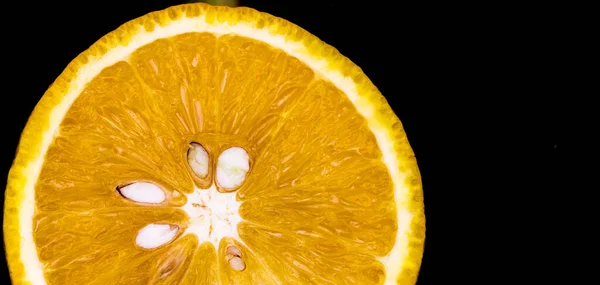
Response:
[180,184,242,247]
[18,12,414,285]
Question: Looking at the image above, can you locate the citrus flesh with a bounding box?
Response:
[4,3,424,285]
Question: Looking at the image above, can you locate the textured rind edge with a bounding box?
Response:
[3,3,425,285]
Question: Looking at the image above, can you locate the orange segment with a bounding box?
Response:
[216,238,279,284]
[4,3,424,285]
[179,242,219,285]
[239,222,387,284]
[34,208,190,284]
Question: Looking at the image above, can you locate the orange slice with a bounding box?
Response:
[3,3,425,285]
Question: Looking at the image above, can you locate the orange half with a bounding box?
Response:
[4,3,425,285]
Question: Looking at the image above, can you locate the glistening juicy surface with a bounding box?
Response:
[33,33,396,284]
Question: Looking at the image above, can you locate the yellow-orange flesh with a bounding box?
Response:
[34,34,396,284]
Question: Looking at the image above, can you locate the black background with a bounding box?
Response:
[1,0,563,284]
